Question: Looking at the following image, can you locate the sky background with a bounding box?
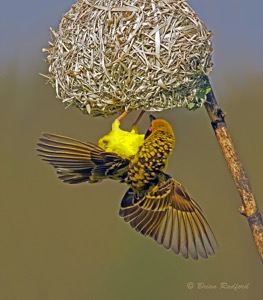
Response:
[1,1,263,300]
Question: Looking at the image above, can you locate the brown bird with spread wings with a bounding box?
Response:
[37,115,218,259]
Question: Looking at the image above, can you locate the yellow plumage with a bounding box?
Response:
[98,119,144,159]
[125,119,175,192]
[37,116,218,259]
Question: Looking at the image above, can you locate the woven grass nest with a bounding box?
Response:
[44,0,213,117]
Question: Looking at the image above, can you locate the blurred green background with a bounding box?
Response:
[1,1,263,299]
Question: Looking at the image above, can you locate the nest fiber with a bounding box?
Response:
[44,0,213,117]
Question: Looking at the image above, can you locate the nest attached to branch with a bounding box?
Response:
[44,0,213,117]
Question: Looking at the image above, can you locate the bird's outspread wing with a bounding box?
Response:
[37,133,129,184]
[119,174,218,259]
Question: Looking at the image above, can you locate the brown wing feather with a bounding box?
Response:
[37,133,129,184]
[119,176,218,259]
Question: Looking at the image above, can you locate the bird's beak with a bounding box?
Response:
[144,114,156,139]
[149,114,156,121]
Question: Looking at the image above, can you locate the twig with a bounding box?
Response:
[205,82,263,262]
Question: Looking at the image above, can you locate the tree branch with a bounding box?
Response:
[205,82,263,262]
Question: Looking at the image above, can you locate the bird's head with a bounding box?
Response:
[144,115,175,140]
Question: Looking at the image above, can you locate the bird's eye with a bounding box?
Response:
[100,139,108,145]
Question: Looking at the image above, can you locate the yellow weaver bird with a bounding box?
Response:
[37,115,217,259]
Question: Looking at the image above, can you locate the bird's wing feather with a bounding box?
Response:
[119,176,218,259]
[37,133,129,184]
